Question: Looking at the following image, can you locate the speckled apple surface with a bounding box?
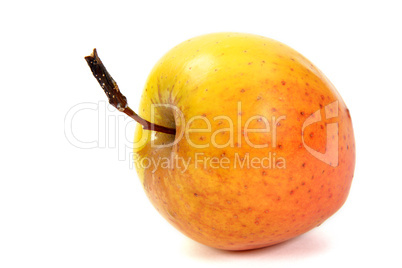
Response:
[133,32,355,250]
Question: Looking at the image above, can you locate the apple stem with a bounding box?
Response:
[84,49,176,135]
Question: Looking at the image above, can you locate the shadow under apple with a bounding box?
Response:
[181,229,329,262]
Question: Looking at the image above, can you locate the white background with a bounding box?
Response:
[1,0,401,267]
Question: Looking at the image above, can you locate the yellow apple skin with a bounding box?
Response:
[133,33,355,250]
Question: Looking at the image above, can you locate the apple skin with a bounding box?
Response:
[133,32,355,250]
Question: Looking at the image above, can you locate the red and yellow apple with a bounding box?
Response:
[132,32,355,250]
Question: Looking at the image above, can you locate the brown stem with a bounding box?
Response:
[84,49,176,135]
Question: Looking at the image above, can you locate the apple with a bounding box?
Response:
[86,32,355,251]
